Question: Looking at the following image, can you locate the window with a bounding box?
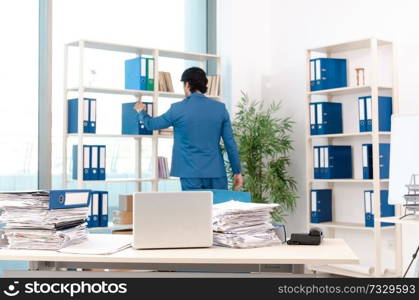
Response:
[0,0,39,190]
[51,0,208,209]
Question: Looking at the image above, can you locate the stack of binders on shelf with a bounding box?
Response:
[122,102,153,135]
[358,96,392,132]
[124,56,155,91]
[361,143,390,179]
[310,58,347,91]
[364,190,395,227]
[68,98,96,134]
[72,145,106,181]
[313,145,352,179]
[87,191,108,228]
[310,189,332,223]
[309,102,343,135]
[0,190,91,250]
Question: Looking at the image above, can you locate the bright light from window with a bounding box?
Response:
[52,0,206,206]
[0,0,38,190]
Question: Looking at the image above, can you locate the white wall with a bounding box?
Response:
[217,0,272,112]
[219,0,419,276]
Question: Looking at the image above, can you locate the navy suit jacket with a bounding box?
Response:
[138,93,241,178]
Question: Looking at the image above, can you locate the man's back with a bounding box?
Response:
[138,92,241,179]
[169,93,227,177]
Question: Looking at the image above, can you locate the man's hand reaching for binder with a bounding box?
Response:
[134,101,146,112]
[233,173,244,191]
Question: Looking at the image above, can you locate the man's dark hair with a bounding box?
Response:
[180,67,208,94]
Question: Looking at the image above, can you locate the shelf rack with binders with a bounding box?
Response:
[62,40,221,193]
[305,38,400,277]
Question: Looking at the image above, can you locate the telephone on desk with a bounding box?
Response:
[287,227,323,245]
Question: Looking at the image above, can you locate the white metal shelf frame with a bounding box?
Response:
[305,38,400,277]
[62,39,221,191]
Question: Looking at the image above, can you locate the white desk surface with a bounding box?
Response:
[0,236,358,265]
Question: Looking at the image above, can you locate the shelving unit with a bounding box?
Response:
[305,38,400,277]
[308,85,392,96]
[62,40,221,193]
[309,132,391,139]
[309,221,394,231]
[380,216,419,225]
[310,179,389,184]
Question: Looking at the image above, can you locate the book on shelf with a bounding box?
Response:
[206,75,220,97]
[158,72,174,92]
[158,156,169,179]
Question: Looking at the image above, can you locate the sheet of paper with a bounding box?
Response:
[58,234,132,255]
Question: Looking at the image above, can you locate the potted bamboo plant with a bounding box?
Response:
[226,92,297,221]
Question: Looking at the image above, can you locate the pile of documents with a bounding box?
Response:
[0,191,89,250]
[212,200,280,248]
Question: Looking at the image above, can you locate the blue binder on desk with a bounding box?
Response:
[99,191,109,227]
[0,190,91,210]
[315,102,343,135]
[45,190,91,210]
[124,57,147,90]
[310,189,332,223]
[358,96,392,132]
[364,190,395,227]
[86,198,93,227]
[210,190,251,204]
[98,145,106,180]
[72,145,92,180]
[315,145,352,179]
[90,191,100,227]
[68,98,96,134]
[310,58,347,91]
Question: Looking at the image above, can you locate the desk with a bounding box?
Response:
[0,236,358,277]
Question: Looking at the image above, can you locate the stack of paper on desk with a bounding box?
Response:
[4,225,87,250]
[212,200,280,248]
[0,191,90,250]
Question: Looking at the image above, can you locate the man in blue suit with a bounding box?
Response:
[134,67,243,191]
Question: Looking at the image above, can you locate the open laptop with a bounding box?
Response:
[132,191,213,249]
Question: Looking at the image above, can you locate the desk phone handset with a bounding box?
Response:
[287,227,323,245]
